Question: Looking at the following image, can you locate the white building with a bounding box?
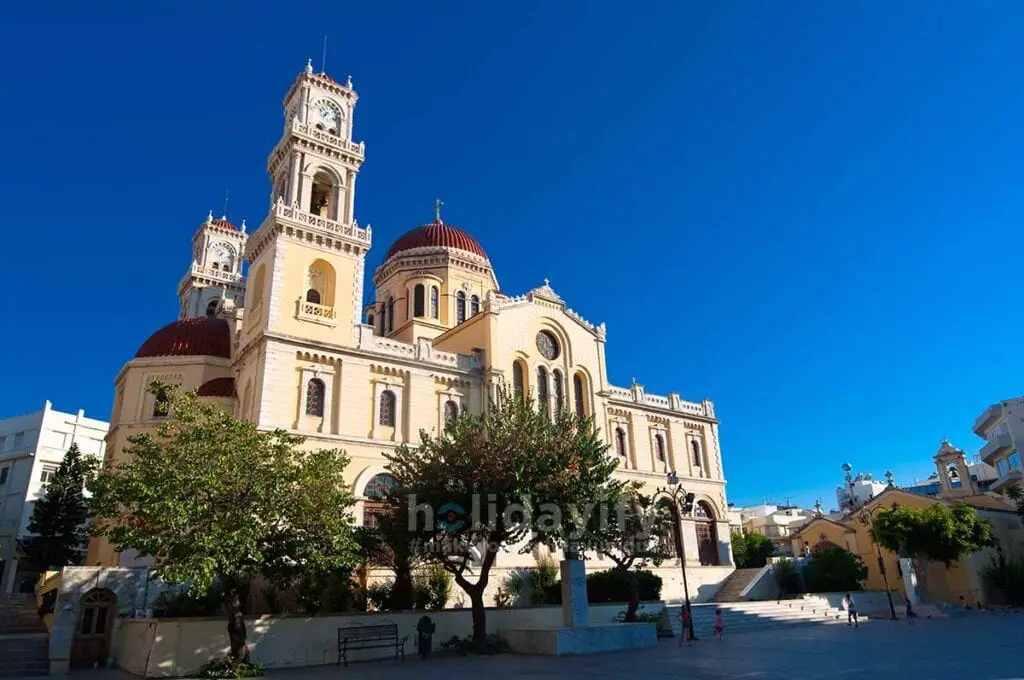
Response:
[974,396,1024,493]
[836,472,890,512]
[738,503,815,552]
[0,402,108,594]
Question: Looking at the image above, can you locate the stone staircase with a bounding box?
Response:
[668,596,865,637]
[712,568,764,602]
[0,595,49,677]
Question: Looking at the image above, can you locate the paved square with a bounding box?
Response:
[270,613,1022,679]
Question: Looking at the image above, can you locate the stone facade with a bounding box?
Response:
[85,62,734,601]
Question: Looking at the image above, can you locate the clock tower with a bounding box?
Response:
[177,211,248,319]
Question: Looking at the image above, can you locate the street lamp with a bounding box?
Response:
[656,471,698,641]
[856,505,897,620]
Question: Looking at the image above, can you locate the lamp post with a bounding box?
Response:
[656,471,697,641]
[856,505,897,620]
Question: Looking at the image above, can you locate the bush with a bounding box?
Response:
[440,633,511,655]
[547,568,663,604]
[153,583,223,618]
[983,553,1024,606]
[773,560,802,596]
[196,658,264,678]
[421,564,453,610]
[802,546,867,593]
[412,582,432,610]
[732,531,775,569]
[503,557,560,606]
[367,580,393,611]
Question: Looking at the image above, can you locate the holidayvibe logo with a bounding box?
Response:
[407,494,667,564]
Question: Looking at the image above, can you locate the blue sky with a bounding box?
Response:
[2,2,1023,510]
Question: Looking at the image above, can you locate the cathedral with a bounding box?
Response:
[87,61,735,600]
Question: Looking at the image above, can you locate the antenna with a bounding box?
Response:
[321,34,328,74]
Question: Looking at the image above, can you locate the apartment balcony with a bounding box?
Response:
[990,468,1023,493]
[296,299,337,327]
[981,432,1014,465]
[974,404,1004,437]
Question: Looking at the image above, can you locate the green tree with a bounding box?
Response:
[89,383,359,661]
[579,485,673,621]
[19,444,98,572]
[869,502,995,599]
[731,531,775,569]
[385,387,618,652]
[357,491,425,610]
[802,545,868,592]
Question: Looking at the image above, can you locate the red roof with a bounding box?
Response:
[207,218,238,231]
[197,377,236,398]
[384,219,488,260]
[135,317,232,360]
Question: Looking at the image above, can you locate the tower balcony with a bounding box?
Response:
[272,201,371,246]
[296,298,337,327]
[290,120,365,158]
[187,263,244,285]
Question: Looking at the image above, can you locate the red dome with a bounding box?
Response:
[197,377,236,398]
[384,220,488,261]
[207,217,238,231]
[135,317,232,359]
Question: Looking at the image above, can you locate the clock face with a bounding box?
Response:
[212,244,233,267]
[319,105,337,124]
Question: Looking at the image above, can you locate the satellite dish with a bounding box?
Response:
[841,463,853,473]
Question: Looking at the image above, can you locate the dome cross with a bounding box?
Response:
[434,199,444,223]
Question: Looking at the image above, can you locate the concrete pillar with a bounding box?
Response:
[560,559,589,627]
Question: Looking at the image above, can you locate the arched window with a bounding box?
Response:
[386,296,395,334]
[692,440,701,467]
[655,433,666,462]
[242,380,253,420]
[512,361,525,401]
[573,373,586,416]
[152,386,170,418]
[379,390,396,427]
[305,288,321,304]
[413,284,425,317]
[470,295,480,316]
[444,400,458,425]
[537,367,549,418]
[430,286,439,319]
[552,370,564,413]
[250,265,266,309]
[365,473,397,500]
[305,378,325,417]
[456,292,466,324]
[367,313,375,328]
[309,170,335,218]
[205,299,220,317]
[615,427,627,457]
[694,501,719,566]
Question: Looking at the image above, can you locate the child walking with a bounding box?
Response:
[713,608,725,639]
[905,598,916,626]
[677,602,694,647]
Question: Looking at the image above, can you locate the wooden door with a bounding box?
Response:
[70,589,116,668]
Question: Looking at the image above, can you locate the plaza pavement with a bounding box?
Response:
[75,612,1024,680]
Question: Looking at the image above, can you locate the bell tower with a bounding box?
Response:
[177,211,247,319]
[242,60,371,343]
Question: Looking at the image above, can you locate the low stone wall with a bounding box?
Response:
[115,601,666,678]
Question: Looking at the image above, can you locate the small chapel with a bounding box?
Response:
[86,61,735,601]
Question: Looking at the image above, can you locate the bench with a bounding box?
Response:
[337,623,407,668]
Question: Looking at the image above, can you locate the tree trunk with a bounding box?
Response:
[391,562,414,610]
[223,581,250,662]
[624,569,640,622]
[469,589,488,652]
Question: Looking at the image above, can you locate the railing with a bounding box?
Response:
[354,325,480,371]
[274,202,371,243]
[190,263,243,283]
[291,121,365,156]
[296,299,337,326]
[605,384,710,417]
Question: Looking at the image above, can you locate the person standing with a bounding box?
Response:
[905,598,915,626]
[678,603,694,647]
[713,609,725,639]
[845,593,859,628]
